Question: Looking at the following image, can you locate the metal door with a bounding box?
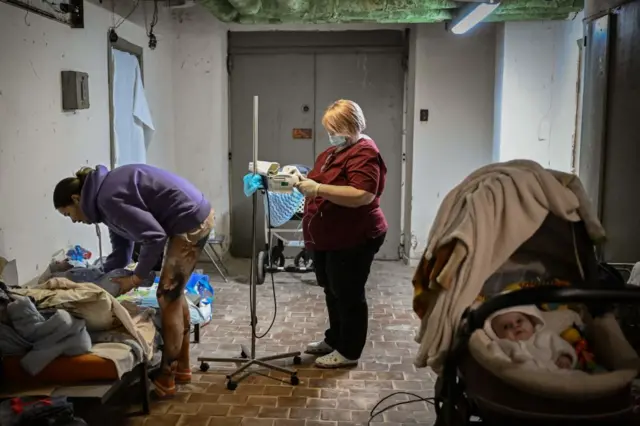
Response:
[578,15,610,222]
[600,2,640,261]
[229,54,315,257]
[314,52,404,260]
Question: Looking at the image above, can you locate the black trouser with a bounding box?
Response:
[312,234,386,360]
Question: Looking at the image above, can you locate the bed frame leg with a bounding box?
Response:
[140,362,150,415]
[194,323,200,344]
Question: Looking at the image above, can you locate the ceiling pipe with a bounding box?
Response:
[449,0,500,34]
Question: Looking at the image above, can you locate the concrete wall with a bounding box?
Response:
[407,23,497,259]
[402,26,418,261]
[493,24,505,163]
[0,4,500,279]
[0,2,175,284]
[222,16,499,261]
[170,9,409,249]
[172,10,230,241]
[2,2,581,281]
[494,15,584,172]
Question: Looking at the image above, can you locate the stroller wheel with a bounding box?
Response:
[267,250,285,267]
[256,251,266,285]
[437,399,470,426]
[294,250,312,268]
[271,242,286,267]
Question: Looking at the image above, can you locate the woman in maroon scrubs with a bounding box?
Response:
[295,99,388,368]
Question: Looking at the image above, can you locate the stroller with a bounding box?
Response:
[413,162,640,426]
[255,164,315,285]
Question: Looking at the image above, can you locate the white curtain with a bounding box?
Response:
[111,48,155,168]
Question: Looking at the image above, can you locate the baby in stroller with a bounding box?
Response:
[410,160,640,426]
[486,305,576,372]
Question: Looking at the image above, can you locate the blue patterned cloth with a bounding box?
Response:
[264,190,304,227]
[242,172,306,228]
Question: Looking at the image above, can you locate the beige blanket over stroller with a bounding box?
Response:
[414,160,640,398]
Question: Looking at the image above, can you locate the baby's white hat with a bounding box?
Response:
[483,304,546,341]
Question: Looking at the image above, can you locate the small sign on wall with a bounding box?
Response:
[293,128,313,139]
[61,71,90,111]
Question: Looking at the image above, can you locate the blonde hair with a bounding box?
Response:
[322,99,366,137]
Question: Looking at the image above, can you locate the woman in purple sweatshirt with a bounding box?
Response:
[53,164,214,398]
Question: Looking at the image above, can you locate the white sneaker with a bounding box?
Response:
[315,350,358,369]
[304,340,333,356]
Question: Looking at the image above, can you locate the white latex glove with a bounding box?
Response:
[295,176,321,197]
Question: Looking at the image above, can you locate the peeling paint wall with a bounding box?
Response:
[172,9,230,242]
[168,8,498,262]
[0,2,176,284]
[171,7,415,251]
[408,23,497,261]
[495,14,584,172]
[1,1,577,278]
[199,0,582,24]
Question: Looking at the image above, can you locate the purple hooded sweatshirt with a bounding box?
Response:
[80,164,212,278]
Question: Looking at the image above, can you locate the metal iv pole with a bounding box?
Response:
[197,95,302,390]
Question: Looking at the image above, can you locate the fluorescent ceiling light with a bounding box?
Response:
[450,2,500,35]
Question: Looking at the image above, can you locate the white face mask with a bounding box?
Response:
[328,134,348,147]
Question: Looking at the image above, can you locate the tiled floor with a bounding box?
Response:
[130,259,436,426]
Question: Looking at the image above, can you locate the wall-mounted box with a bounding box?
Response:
[61,71,90,111]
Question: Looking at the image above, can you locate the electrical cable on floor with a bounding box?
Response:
[367,391,435,425]
[250,188,278,339]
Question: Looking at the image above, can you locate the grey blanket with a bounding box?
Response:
[53,267,155,298]
[88,329,144,364]
[0,295,91,375]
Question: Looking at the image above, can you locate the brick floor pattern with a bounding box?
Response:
[127,260,436,426]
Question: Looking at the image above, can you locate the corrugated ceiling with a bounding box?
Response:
[199,0,583,24]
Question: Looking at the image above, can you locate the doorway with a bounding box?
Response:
[228,31,406,260]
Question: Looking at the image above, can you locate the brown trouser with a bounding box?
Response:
[156,209,214,378]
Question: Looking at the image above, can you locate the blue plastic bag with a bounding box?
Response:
[185,273,215,304]
[152,272,215,305]
[243,173,264,197]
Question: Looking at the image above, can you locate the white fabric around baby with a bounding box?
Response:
[484,305,577,372]
[469,310,640,400]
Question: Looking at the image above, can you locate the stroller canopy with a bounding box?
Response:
[412,159,606,373]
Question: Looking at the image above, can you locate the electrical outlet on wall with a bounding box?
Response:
[420,109,429,122]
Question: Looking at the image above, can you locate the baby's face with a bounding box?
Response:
[492,312,535,341]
